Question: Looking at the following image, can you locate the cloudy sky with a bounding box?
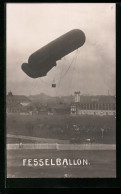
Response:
[6,3,116,96]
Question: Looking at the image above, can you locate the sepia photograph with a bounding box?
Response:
[6,3,116,178]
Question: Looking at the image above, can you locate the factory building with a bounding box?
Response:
[71,92,116,116]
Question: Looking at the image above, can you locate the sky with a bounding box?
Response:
[6,3,116,96]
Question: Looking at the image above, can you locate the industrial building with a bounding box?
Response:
[71,91,116,116]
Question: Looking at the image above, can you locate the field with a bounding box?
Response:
[6,114,116,178]
[6,114,116,144]
[7,149,116,178]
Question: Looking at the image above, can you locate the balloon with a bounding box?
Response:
[21,29,86,78]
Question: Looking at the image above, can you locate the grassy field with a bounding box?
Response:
[6,114,116,144]
[7,149,116,178]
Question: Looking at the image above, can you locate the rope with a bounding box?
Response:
[34,48,80,99]
[56,49,79,96]
[58,50,79,81]
[55,59,65,97]
[38,57,65,86]
[67,52,79,95]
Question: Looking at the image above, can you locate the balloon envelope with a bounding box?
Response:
[21,29,86,78]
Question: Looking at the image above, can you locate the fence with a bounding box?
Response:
[7,143,116,150]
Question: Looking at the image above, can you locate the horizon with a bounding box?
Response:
[6,91,116,97]
[7,3,116,96]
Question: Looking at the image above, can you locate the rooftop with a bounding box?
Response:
[74,95,116,104]
[7,92,31,103]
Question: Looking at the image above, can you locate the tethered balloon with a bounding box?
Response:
[21,29,86,78]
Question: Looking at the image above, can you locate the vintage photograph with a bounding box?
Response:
[6,3,116,178]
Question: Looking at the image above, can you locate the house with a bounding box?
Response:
[6,91,31,114]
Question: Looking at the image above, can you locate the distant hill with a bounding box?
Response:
[27,93,116,106]
[28,93,74,105]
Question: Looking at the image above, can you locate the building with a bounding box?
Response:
[74,91,80,102]
[6,91,31,114]
[71,92,116,116]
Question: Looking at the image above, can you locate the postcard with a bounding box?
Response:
[6,3,116,180]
